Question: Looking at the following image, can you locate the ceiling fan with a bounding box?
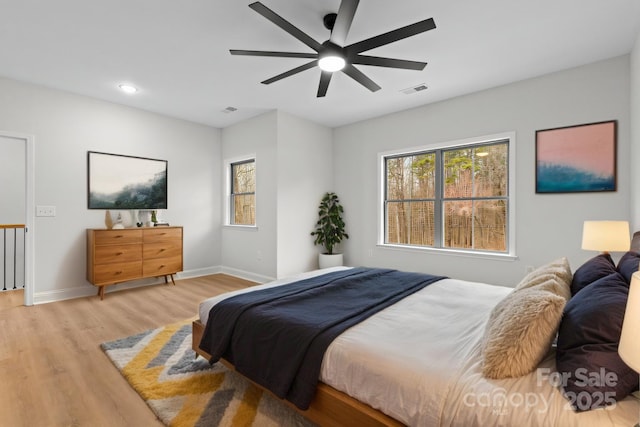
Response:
[230,0,436,97]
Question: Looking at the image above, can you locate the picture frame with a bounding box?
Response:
[535,120,617,193]
[87,151,168,209]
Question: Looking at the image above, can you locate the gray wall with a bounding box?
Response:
[333,56,631,287]
[276,111,333,277]
[221,111,279,281]
[220,110,333,281]
[0,77,222,302]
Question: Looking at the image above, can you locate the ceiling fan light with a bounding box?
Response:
[318,55,346,72]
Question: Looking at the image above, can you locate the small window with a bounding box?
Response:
[230,159,255,226]
[382,135,513,255]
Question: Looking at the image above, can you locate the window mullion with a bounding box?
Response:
[434,149,443,247]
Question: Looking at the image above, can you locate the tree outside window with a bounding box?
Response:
[384,140,509,253]
[230,159,255,226]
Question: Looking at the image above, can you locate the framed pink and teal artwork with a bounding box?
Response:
[535,120,617,193]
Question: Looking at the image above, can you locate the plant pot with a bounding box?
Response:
[319,253,344,269]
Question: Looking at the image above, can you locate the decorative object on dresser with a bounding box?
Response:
[86,226,183,300]
[104,210,113,229]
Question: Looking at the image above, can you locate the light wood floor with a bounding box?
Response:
[0,274,254,427]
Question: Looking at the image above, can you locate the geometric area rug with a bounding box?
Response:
[101,320,316,427]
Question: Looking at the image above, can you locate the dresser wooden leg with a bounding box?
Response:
[170,274,176,286]
[97,286,105,300]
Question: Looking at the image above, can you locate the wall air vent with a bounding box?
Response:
[222,106,238,113]
[400,84,428,95]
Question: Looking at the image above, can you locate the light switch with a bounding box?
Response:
[36,205,56,217]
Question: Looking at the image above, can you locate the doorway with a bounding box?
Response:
[0,132,34,306]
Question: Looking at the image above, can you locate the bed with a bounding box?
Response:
[192,263,640,426]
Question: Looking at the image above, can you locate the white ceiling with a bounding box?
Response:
[1,0,639,128]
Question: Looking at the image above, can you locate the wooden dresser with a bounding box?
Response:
[87,226,183,299]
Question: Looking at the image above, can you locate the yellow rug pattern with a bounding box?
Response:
[101,320,315,427]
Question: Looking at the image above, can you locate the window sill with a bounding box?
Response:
[223,224,258,231]
[378,243,517,261]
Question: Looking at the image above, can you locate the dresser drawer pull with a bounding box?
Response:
[116,252,123,256]
[115,271,122,275]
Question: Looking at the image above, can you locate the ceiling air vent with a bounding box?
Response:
[400,84,428,95]
[222,106,238,113]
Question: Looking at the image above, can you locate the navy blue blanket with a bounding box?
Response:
[199,267,445,409]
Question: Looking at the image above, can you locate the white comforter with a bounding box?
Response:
[199,267,640,427]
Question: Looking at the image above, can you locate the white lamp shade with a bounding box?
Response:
[619,271,640,373]
[581,221,630,252]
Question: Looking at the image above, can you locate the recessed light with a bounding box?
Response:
[118,84,138,94]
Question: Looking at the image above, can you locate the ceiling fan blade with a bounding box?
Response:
[352,54,427,70]
[330,0,360,46]
[346,18,436,54]
[230,49,317,59]
[249,2,323,52]
[342,64,381,92]
[317,71,333,97]
[261,60,318,85]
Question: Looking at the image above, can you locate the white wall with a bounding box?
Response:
[0,135,25,222]
[276,111,333,277]
[334,56,631,287]
[221,111,278,281]
[0,77,222,302]
[220,110,333,281]
[630,32,640,231]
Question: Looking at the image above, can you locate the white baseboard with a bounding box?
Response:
[33,276,170,305]
[175,266,222,279]
[219,266,275,284]
[32,265,275,304]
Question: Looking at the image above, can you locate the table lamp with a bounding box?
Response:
[619,271,640,427]
[581,221,630,254]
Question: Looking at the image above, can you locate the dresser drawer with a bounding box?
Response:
[93,261,142,285]
[143,256,182,277]
[143,242,181,260]
[94,229,143,245]
[94,244,142,264]
[143,227,182,243]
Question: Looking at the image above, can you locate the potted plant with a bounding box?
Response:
[311,192,349,268]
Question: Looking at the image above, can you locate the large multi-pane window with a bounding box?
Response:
[230,159,255,226]
[384,138,510,253]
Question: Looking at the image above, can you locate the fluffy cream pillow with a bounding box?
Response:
[514,257,572,300]
[482,288,566,379]
[515,274,570,301]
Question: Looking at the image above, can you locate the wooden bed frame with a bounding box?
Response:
[192,319,403,427]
